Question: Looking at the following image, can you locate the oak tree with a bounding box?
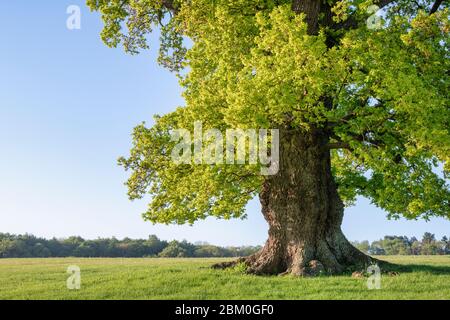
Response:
[88,0,449,275]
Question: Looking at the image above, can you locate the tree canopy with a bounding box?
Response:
[87,0,449,224]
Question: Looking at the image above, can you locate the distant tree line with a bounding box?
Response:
[352,233,450,255]
[2,232,449,258]
[0,233,260,258]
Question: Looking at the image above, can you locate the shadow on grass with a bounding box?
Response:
[207,257,450,277]
[377,258,450,275]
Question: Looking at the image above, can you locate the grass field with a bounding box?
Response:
[0,256,449,300]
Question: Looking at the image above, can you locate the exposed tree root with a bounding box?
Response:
[212,236,386,277]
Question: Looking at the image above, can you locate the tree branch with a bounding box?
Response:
[161,0,178,14]
[328,141,352,150]
[430,0,443,14]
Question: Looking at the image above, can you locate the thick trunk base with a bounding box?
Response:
[243,230,375,276]
[213,230,377,276]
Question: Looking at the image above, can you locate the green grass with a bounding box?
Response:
[0,256,449,300]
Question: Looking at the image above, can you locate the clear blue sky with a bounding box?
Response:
[0,1,448,246]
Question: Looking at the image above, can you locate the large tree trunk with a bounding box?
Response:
[245,128,373,276]
[215,129,375,276]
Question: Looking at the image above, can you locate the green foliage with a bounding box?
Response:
[89,1,450,223]
[229,261,248,274]
[86,0,188,71]
[158,240,193,257]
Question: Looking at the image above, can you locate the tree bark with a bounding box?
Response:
[215,129,375,276]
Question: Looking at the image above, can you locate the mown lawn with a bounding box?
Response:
[0,256,449,300]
